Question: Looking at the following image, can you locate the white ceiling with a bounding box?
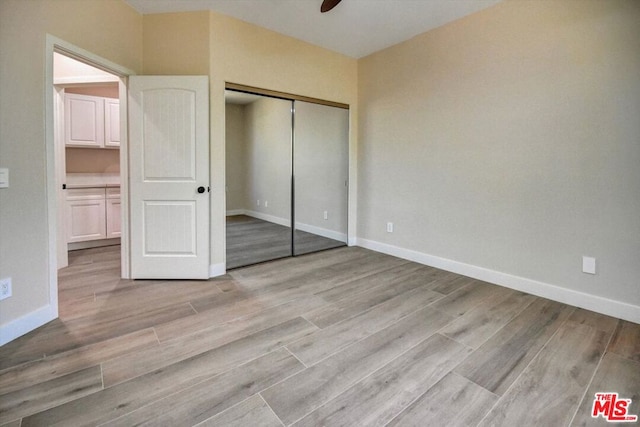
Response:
[125,0,501,58]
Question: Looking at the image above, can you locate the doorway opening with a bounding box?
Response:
[45,35,134,323]
[53,52,123,271]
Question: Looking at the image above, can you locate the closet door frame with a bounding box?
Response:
[224,83,350,266]
[225,83,348,110]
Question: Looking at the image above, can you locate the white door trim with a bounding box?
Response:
[44,35,135,321]
[53,86,68,269]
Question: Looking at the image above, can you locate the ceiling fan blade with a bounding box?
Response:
[321,0,342,13]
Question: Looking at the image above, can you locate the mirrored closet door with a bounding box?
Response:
[225,89,349,269]
[225,91,293,269]
[293,101,349,256]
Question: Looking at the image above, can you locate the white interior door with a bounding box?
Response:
[129,76,209,279]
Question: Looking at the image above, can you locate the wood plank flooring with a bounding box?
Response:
[1,245,639,426]
[226,215,346,269]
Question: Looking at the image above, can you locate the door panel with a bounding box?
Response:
[129,76,209,279]
[143,201,196,254]
[142,89,195,180]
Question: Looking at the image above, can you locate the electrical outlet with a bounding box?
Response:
[582,256,596,275]
[0,277,11,301]
[264,200,268,207]
[257,199,260,206]
[387,222,394,233]
[324,211,328,220]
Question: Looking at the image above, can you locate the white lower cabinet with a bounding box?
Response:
[106,187,121,238]
[67,187,120,243]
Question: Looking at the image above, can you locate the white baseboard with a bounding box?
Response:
[356,237,640,325]
[68,238,120,251]
[244,210,291,227]
[294,222,347,243]
[242,211,346,243]
[226,209,246,217]
[209,262,226,278]
[0,304,57,346]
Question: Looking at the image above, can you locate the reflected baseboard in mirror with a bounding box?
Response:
[226,215,345,269]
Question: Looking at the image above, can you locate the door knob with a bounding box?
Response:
[197,186,205,194]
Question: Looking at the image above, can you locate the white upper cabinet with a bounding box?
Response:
[65,93,119,149]
[104,98,120,148]
[65,93,104,148]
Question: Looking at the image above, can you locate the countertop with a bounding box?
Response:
[66,173,120,189]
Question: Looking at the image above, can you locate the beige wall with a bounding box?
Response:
[209,12,357,105]
[357,0,640,308]
[142,11,210,75]
[244,97,293,222]
[66,148,120,174]
[65,85,119,99]
[0,0,141,330]
[225,103,247,212]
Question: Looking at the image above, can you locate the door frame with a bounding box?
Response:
[45,35,135,313]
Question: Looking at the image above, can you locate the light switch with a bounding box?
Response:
[0,168,8,188]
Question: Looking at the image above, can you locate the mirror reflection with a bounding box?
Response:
[225,91,292,269]
[293,101,349,256]
[225,89,349,269]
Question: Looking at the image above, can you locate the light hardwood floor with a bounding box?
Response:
[0,245,638,426]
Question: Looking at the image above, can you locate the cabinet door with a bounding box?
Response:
[65,93,105,148]
[104,98,120,148]
[67,197,107,242]
[106,188,121,238]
